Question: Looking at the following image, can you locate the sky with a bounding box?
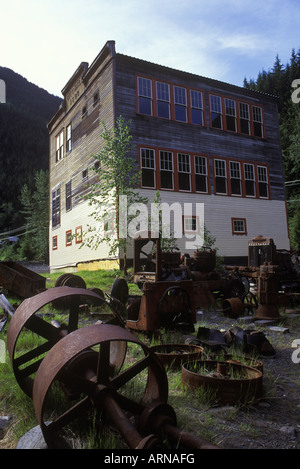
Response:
[1,0,300,98]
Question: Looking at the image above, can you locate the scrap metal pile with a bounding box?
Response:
[1,233,299,449]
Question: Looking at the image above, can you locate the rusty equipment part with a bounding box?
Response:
[0,261,46,298]
[222,297,245,318]
[149,343,203,370]
[255,263,281,320]
[126,281,196,332]
[138,402,218,449]
[32,324,169,449]
[7,287,126,397]
[182,360,263,406]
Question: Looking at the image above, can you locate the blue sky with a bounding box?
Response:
[1,0,299,97]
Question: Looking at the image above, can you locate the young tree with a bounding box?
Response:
[83,116,148,272]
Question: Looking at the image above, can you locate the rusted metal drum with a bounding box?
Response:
[222,297,244,318]
[182,360,263,405]
[149,343,203,370]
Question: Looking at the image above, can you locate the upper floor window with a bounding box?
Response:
[229,161,242,196]
[159,151,173,189]
[190,90,204,125]
[214,159,227,194]
[138,77,152,115]
[239,102,250,135]
[66,124,72,153]
[210,95,222,129]
[244,163,256,197]
[141,148,155,188]
[253,106,263,137]
[156,82,170,119]
[257,165,269,198]
[55,130,64,162]
[174,86,187,122]
[178,153,191,191]
[225,98,237,132]
[194,155,208,193]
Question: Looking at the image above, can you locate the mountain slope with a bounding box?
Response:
[0,67,62,231]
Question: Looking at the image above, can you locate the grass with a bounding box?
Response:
[0,268,284,449]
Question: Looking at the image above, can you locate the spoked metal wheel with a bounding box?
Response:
[32,324,168,449]
[7,287,125,397]
[243,291,258,314]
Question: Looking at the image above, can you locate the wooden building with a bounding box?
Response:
[48,40,289,273]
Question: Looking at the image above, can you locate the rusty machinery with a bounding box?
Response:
[125,231,239,333]
[7,287,218,450]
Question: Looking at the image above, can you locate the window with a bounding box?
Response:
[138,77,152,115]
[156,82,170,119]
[178,153,191,191]
[55,130,64,162]
[230,161,241,195]
[75,226,83,244]
[232,218,247,235]
[52,236,58,250]
[183,216,198,233]
[159,151,173,189]
[214,159,227,194]
[239,102,250,135]
[244,163,256,197]
[225,99,237,132]
[66,230,72,246]
[141,148,155,188]
[195,156,208,193]
[190,90,204,125]
[258,165,269,198]
[253,106,263,137]
[210,95,222,129]
[52,187,60,228]
[66,124,72,153]
[65,181,72,211]
[93,92,99,107]
[82,169,88,181]
[174,86,187,122]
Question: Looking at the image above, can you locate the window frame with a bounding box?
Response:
[159,150,174,190]
[66,230,72,246]
[190,89,204,126]
[229,161,242,196]
[52,186,61,228]
[174,85,187,122]
[66,124,72,153]
[244,163,256,197]
[194,155,208,193]
[137,76,153,116]
[177,153,191,192]
[210,94,223,129]
[156,81,171,119]
[257,165,269,198]
[231,217,247,235]
[52,235,58,250]
[214,158,227,195]
[55,130,64,162]
[140,147,156,188]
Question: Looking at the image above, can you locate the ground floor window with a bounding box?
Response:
[231,217,247,235]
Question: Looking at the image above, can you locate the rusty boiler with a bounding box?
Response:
[255,262,281,320]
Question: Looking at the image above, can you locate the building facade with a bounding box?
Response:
[48,40,289,273]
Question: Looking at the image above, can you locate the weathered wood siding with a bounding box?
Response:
[48,43,117,270]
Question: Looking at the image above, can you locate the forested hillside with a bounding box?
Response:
[0,67,61,233]
[244,49,300,249]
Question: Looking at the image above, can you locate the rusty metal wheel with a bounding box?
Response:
[32,324,168,449]
[7,287,126,397]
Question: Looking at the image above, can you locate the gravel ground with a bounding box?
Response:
[192,308,300,449]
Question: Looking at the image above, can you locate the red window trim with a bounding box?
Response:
[231,217,247,236]
[52,235,58,250]
[139,144,210,194]
[75,226,83,244]
[136,74,206,127]
[66,229,72,246]
[213,156,271,199]
[209,92,266,138]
